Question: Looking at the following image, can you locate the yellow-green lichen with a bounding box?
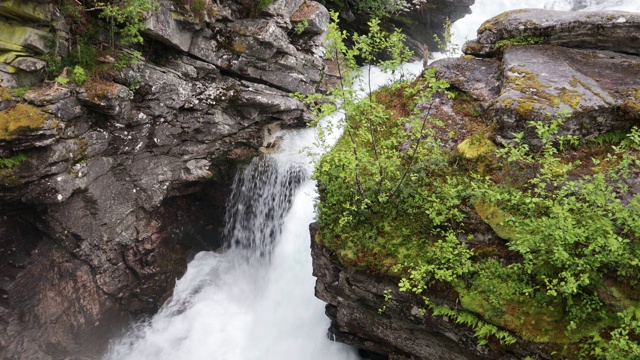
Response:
[0,103,47,139]
[457,136,496,159]
[0,21,48,52]
[0,0,51,23]
[0,51,29,64]
[515,98,538,116]
[231,41,246,53]
[558,88,582,109]
[478,11,509,33]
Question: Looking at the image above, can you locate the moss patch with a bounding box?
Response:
[0,87,12,101]
[0,103,47,139]
[457,136,496,159]
[473,201,518,241]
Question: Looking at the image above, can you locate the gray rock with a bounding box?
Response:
[463,9,640,57]
[77,82,134,116]
[189,17,325,94]
[143,4,194,52]
[10,56,46,72]
[431,57,501,108]
[492,45,640,146]
[291,0,330,35]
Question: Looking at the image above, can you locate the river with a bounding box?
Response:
[103,0,639,359]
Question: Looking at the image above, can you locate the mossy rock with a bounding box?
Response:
[473,201,518,241]
[456,136,496,159]
[0,0,52,23]
[0,20,50,54]
[0,103,47,139]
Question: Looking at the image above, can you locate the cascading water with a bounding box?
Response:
[104,0,638,359]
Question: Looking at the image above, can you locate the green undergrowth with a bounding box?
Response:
[311,12,640,358]
[43,0,159,85]
[495,35,545,50]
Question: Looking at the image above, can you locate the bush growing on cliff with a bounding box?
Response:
[311,12,640,355]
[44,0,158,81]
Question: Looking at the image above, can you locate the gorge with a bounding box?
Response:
[0,0,638,359]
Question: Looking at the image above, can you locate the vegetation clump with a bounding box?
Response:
[310,13,640,358]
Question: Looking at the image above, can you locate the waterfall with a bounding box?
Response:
[104,1,637,359]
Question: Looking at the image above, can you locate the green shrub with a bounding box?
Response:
[70,65,88,85]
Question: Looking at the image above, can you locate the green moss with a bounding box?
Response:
[495,35,545,50]
[473,201,518,241]
[0,103,47,139]
[457,136,496,159]
[459,281,616,344]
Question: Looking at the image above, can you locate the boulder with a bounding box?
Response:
[493,45,639,146]
[291,0,330,35]
[10,56,46,72]
[463,9,640,57]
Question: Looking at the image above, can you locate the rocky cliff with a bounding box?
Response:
[0,0,330,358]
[312,9,640,360]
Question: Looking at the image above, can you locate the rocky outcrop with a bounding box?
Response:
[460,9,640,147]
[462,9,640,57]
[312,8,640,360]
[0,0,329,358]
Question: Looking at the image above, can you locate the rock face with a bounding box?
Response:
[0,0,329,358]
[312,8,640,360]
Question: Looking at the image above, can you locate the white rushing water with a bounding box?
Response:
[104,0,638,359]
